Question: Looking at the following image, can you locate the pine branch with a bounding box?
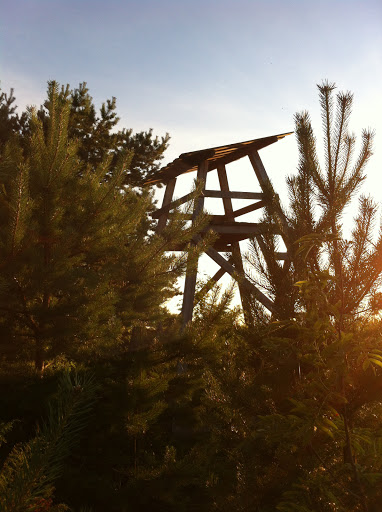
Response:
[345,129,374,196]
[317,80,336,186]
[294,111,325,202]
[0,372,97,512]
[8,162,29,256]
[332,91,353,179]
[337,133,356,189]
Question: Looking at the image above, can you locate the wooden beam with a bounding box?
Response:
[168,213,228,222]
[205,247,276,313]
[217,164,234,217]
[156,178,176,233]
[166,242,232,252]
[193,163,208,220]
[152,191,195,219]
[194,267,226,305]
[232,200,266,218]
[214,234,247,244]
[204,222,276,235]
[181,160,208,330]
[231,242,253,325]
[182,266,198,330]
[249,150,291,246]
[206,138,279,172]
[144,133,292,185]
[204,190,264,200]
[154,187,261,222]
[217,164,252,324]
[248,150,272,191]
[213,244,233,252]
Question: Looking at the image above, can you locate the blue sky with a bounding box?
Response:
[2,0,382,308]
[2,0,381,166]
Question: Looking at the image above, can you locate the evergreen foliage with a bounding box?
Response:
[0,87,27,150]
[238,81,382,510]
[0,371,97,511]
[248,80,375,320]
[0,80,381,511]
[0,81,169,186]
[0,81,197,372]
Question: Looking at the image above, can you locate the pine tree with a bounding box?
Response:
[248,80,375,320]
[13,81,169,187]
[67,82,170,186]
[0,87,18,147]
[213,81,382,511]
[3,79,381,512]
[0,81,193,372]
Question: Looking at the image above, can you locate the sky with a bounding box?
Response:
[2,0,382,310]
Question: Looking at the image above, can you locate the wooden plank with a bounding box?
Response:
[144,158,191,185]
[217,164,234,218]
[205,222,273,235]
[217,164,252,323]
[152,191,197,219]
[192,161,208,220]
[249,150,290,241]
[153,186,261,220]
[194,267,226,305]
[166,242,232,252]
[206,139,279,173]
[181,149,215,166]
[205,247,276,313]
[144,133,292,185]
[204,190,263,200]
[248,150,272,190]
[232,200,266,218]
[182,264,197,329]
[168,213,227,221]
[215,234,248,244]
[156,178,176,233]
[213,244,233,252]
[231,241,253,325]
[207,139,278,172]
[181,160,208,330]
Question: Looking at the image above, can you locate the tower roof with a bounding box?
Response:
[144,131,292,185]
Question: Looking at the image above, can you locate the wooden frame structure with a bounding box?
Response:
[145,132,292,328]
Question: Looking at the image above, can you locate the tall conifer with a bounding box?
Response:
[0,81,191,371]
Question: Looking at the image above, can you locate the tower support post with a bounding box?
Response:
[156,178,176,234]
[217,164,252,324]
[181,159,208,330]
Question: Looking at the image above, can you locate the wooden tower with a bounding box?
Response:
[145,132,292,328]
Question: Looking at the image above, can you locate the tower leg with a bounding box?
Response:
[157,178,176,234]
[194,267,226,306]
[231,242,253,326]
[181,259,198,330]
[217,164,252,325]
[180,159,208,330]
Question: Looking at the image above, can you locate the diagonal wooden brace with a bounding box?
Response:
[205,246,276,313]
